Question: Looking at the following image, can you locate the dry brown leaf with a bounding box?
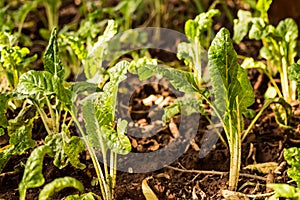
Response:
[243,162,278,174]
[142,178,159,200]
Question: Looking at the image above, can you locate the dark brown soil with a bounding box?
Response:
[1,0,300,199]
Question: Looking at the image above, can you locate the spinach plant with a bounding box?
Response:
[0,31,37,90]
[233,0,299,103]
[14,29,87,199]
[268,147,300,199]
[177,9,220,86]
[15,23,131,199]
[131,28,254,190]
[133,25,291,191]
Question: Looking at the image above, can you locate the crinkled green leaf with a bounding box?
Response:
[249,18,270,40]
[209,28,254,115]
[162,98,205,123]
[44,28,65,79]
[0,93,9,128]
[101,119,131,155]
[45,133,69,169]
[65,192,95,200]
[276,18,298,42]
[15,70,72,104]
[60,34,87,60]
[138,64,200,94]
[284,147,300,188]
[45,128,85,170]
[233,10,252,43]
[9,124,35,155]
[64,136,86,170]
[38,177,84,200]
[19,145,52,200]
[8,104,37,133]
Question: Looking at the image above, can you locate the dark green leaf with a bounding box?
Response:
[9,124,35,155]
[19,145,52,200]
[138,64,200,94]
[162,98,204,123]
[65,192,95,200]
[15,70,72,104]
[45,133,68,169]
[44,28,64,79]
[284,147,300,188]
[0,93,9,128]
[64,136,86,170]
[38,177,84,200]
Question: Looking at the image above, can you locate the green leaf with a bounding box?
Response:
[45,133,69,169]
[45,130,85,170]
[38,177,84,200]
[138,64,200,94]
[0,93,9,128]
[82,99,103,149]
[0,128,4,136]
[65,192,95,200]
[60,34,88,60]
[64,136,86,170]
[248,18,270,40]
[44,28,65,79]
[289,62,300,100]
[177,42,193,67]
[101,121,131,155]
[208,28,254,190]
[9,124,35,155]
[233,10,252,43]
[267,184,299,198]
[83,20,117,79]
[162,98,205,123]
[284,147,300,188]
[208,28,238,114]
[15,70,72,104]
[256,0,272,20]
[19,145,52,200]
[185,19,197,39]
[82,61,131,154]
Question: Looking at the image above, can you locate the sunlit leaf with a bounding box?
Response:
[39,177,84,200]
